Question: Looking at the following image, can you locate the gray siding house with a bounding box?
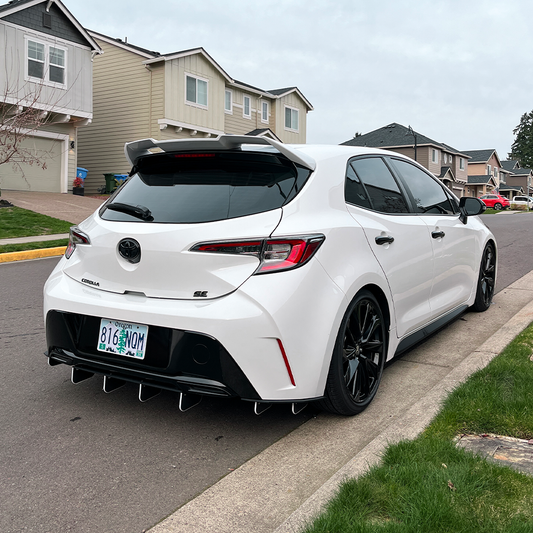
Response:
[0,0,101,193]
[78,32,313,194]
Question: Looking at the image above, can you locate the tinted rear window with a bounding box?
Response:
[100,151,311,223]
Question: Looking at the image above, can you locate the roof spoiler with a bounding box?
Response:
[124,135,316,171]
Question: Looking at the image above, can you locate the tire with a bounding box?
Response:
[494,203,502,210]
[319,290,387,416]
[471,243,496,312]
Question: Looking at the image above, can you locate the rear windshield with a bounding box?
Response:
[100,151,311,223]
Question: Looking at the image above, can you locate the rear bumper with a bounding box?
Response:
[46,310,260,399]
[44,260,345,401]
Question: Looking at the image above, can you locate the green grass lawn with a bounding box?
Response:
[302,324,533,533]
[0,206,72,240]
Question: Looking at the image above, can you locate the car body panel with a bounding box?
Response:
[61,210,282,299]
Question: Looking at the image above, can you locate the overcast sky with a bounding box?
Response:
[66,0,532,159]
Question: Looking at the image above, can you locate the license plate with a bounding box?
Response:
[97,319,148,359]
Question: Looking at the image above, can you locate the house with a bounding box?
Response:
[460,149,503,197]
[501,160,533,197]
[341,123,470,197]
[0,0,101,193]
[77,32,313,194]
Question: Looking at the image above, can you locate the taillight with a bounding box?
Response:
[190,235,325,274]
[65,226,91,259]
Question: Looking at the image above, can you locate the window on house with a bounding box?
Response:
[431,149,439,164]
[49,47,65,84]
[443,153,448,164]
[487,164,491,175]
[186,75,208,107]
[285,106,299,131]
[225,90,232,113]
[460,158,465,170]
[243,95,251,118]
[26,39,66,86]
[261,101,268,123]
[494,167,498,179]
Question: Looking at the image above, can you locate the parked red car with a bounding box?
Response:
[479,194,510,210]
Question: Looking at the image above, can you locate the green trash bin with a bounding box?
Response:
[104,173,116,193]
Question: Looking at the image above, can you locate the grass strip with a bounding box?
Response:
[0,239,69,254]
[302,323,533,533]
[0,206,72,239]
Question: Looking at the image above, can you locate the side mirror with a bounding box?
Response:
[459,197,486,224]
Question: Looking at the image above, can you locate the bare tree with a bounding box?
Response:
[0,81,58,188]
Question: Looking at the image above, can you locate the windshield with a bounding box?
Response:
[100,151,311,223]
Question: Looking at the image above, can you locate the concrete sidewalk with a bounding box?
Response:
[149,271,533,533]
[1,190,106,224]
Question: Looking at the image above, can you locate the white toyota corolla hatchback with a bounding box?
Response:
[44,136,496,415]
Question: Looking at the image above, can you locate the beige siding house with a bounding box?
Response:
[461,149,503,197]
[341,123,470,197]
[0,0,101,193]
[78,32,313,194]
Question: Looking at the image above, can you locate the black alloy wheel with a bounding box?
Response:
[472,242,496,312]
[320,290,387,416]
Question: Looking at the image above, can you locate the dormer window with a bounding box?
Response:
[26,37,66,87]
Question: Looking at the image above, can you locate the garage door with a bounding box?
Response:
[0,135,64,192]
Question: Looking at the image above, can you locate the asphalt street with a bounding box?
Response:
[0,258,311,533]
[1,211,533,532]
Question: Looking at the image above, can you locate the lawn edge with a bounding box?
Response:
[0,246,66,263]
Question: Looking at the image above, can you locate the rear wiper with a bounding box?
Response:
[106,202,153,221]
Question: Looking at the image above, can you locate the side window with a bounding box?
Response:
[391,158,455,215]
[345,164,372,209]
[349,157,410,214]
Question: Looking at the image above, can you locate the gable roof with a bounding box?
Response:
[89,30,313,110]
[268,87,314,110]
[438,166,456,182]
[506,167,533,177]
[501,160,521,172]
[0,0,101,51]
[246,128,282,142]
[88,30,159,58]
[341,123,467,156]
[468,175,497,185]
[462,149,501,166]
[499,184,523,193]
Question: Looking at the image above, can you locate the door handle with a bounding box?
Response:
[375,236,394,245]
[432,231,445,239]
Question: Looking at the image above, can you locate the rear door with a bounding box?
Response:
[345,156,434,338]
[389,157,478,317]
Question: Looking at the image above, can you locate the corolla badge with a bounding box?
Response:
[118,238,141,264]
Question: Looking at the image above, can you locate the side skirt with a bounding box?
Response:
[394,304,468,357]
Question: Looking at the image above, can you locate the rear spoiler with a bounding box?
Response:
[124,135,316,172]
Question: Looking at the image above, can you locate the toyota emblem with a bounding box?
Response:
[118,238,141,264]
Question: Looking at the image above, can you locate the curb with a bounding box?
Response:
[274,296,533,532]
[0,246,66,263]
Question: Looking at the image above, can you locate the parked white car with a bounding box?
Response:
[44,136,496,416]
[511,196,533,208]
